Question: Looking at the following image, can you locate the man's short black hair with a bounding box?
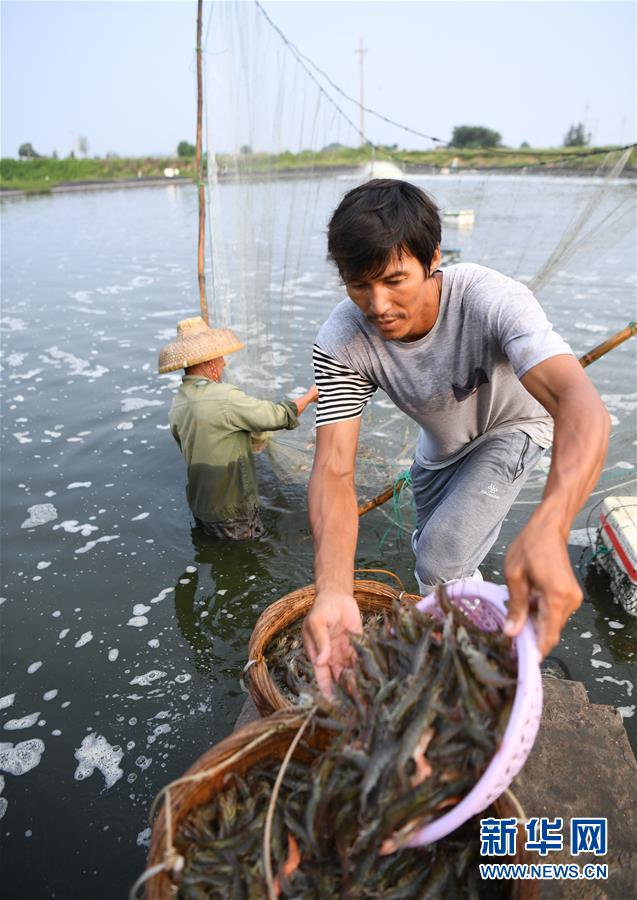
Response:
[327,178,441,282]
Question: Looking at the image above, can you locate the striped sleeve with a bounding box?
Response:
[313,344,377,427]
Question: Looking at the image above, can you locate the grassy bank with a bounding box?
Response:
[2,144,635,194]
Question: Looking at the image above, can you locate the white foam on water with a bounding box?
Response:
[174,674,191,684]
[156,424,170,430]
[36,561,51,570]
[147,308,193,319]
[137,827,152,847]
[608,621,625,629]
[579,631,592,639]
[75,535,118,554]
[592,644,602,656]
[136,756,152,771]
[148,639,159,648]
[618,705,635,719]
[73,733,123,789]
[51,730,61,737]
[9,368,42,381]
[0,695,15,711]
[4,712,40,731]
[52,611,61,618]
[185,566,197,573]
[6,351,27,366]
[54,520,99,537]
[67,290,92,303]
[121,398,163,412]
[595,676,634,696]
[127,616,148,628]
[41,347,108,378]
[574,322,608,334]
[590,659,612,669]
[108,649,119,662]
[133,604,150,616]
[216,589,227,596]
[44,430,62,438]
[147,724,171,744]
[21,504,57,529]
[75,632,93,649]
[131,513,149,521]
[67,482,92,490]
[117,422,134,431]
[600,392,637,412]
[43,690,58,701]
[130,671,166,686]
[27,662,42,675]
[58,629,69,639]
[0,317,27,332]
[44,490,56,497]
[150,587,173,604]
[0,739,45,775]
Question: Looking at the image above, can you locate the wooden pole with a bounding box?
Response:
[195,0,208,324]
[578,321,636,369]
[357,322,637,517]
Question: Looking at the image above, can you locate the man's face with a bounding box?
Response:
[344,249,440,342]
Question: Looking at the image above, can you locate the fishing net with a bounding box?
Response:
[200,0,636,533]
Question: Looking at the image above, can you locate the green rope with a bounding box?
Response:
[379,470,414,550]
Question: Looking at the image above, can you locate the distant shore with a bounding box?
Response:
[1,145,634,197]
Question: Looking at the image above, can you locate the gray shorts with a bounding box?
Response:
[410,431,545,587]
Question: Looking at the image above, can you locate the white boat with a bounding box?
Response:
[442,209,475,227]
[363,160,404,181]
[594,495,637,616]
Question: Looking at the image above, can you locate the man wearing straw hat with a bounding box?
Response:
[159,317,318,540]
[303,179,610,695]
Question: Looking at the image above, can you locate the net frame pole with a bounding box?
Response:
[196,0,208,323]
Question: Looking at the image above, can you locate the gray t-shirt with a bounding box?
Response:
[313,263,573,469]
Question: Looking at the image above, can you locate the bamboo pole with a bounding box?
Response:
[578,321,636,369]
[357,322,637,517]
[195,0,208,324]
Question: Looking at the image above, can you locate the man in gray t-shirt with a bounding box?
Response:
[303,179,610,696]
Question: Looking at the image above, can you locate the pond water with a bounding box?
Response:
[1,173,635,898]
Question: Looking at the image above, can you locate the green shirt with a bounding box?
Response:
[169,376,299,522]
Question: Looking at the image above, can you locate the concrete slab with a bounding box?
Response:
[512,676,637,898]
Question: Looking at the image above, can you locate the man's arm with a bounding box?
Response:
[505,354,611,654]
[303,417,363,695]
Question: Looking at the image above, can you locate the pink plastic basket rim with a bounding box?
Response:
[404,579,542,846]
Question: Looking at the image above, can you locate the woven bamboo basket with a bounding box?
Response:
[143,708,326,899]
[246,577,418,716]
[141,709,537,899]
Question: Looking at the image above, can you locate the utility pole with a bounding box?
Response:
[355,38,367,146]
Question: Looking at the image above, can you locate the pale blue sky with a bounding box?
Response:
[2,0,635,158]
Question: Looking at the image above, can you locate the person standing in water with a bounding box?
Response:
[159,316,318,540]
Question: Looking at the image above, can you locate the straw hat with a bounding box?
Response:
[158,317,245,374]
